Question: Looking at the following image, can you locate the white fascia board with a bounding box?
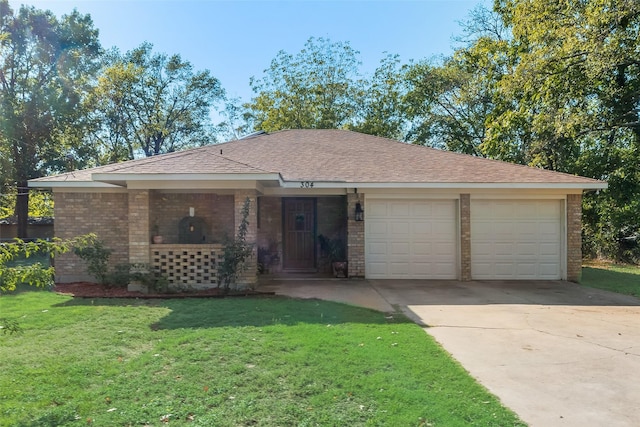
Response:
[28,180,123,189]
[127,180,260,190]
[280,181,607,191]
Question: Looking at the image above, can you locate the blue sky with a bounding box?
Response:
[11,0,487,106]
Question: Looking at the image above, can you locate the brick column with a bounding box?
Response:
[566,194,583,282]
[347,192,365,278]
[460,194,472,281]
[234,190,258,287]
[128,190,150,265]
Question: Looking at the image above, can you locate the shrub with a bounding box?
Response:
[73,239,112,284]
[218,197,254,292]
[0,235,96,292]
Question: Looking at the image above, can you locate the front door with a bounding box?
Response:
[283,198,316,271]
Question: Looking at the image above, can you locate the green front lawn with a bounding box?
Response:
[582,262,640,298]
[0,292,525,426]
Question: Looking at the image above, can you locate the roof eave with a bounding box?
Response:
[28,180,123,189]
[279,181,608,190]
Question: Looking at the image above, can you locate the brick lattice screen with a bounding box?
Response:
[151,244,223,286]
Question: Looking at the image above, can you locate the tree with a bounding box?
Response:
[91,43,225,159]
[349,54,410,140]
[0,1,101,237]
[488,0,640,260]
[214,97,255,141]
[246,37,363,131]
[404,5,512,155]
[406,0,640,261]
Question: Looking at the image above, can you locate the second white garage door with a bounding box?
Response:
[365,199,458,279]
[471,200,563,280]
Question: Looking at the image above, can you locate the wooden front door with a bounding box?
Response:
[283,198,316,270]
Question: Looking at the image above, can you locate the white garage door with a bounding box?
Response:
[366,199,457,279]
[471,200,563,280]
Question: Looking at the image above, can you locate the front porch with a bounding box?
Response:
[127,190,364,289]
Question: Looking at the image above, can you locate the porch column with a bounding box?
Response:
[128,189,151,265]
[566,194,583,282]
[234,190,258,287]
[460,194,472,281]
[347,192,365,278]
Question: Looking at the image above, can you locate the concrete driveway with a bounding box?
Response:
[261,279,640,427]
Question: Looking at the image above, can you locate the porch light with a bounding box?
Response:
[189,207,195,217]
[355,202,364,221]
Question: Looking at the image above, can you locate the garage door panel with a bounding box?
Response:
[539,263,560,278]
[540,242,560,256]
[390,262,410,275]
[411,203,433,216]
[366,199,457,279]
[368,262,388,276]
[390,242,410,256]
[368,241,387,255]
[368,221,388,236]
[434,242,456,256]
[539,222,560,234]
[389,202,410,217]
[494,263,515,277]
[411,221,432,235]
[368,202,388,217]
[413,242,432,255]
[472,200,562,280]
[390,221,410,235]
[432,202,454,217]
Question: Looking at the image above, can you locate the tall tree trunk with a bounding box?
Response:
[15,181,29,239]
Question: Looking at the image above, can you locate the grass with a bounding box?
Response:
[0,291,525,427]
[581,261,640,298]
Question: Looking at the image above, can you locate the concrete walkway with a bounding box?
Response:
[260,278,640,427]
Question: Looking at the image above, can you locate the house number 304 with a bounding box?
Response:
[300,181,314,188]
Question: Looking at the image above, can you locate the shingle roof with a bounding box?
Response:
[31,129,605,187]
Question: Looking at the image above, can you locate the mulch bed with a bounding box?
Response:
[53,282,271,299]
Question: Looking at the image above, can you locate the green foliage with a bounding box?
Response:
[318,234,346,262]
[218,197,254,292]
[0,293,525,426]
[0,1,102,236]
[404,1,640,262]
[0,234,97,292]
[246,37,363,132]
[89,42,225,161]
[0,317,22,334]
[128,263,169,293]
[0,189,54,219]
[348,54,410,140]
[73,238,112,285]
[581,263,640,298]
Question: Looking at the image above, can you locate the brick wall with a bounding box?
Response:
[54,191,128,283]
[128,190,150,265]
[149,192,234,244]
[256,196,283,272]
[317,196,347,274]
[460,194,471,281]
[347,192,365,278]
[566,193,583,282]
[234,190,258,287]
